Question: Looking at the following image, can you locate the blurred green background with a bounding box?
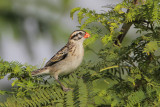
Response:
[0,0,75,65]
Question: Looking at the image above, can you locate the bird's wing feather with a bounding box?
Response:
[45,44,68,67]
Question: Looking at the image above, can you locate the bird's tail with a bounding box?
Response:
[31,67,50,76]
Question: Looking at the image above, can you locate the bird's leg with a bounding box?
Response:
[55,79,71,92]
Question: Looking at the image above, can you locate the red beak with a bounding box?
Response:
[84,32,90,38]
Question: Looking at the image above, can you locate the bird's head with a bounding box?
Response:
[69,30,90,43]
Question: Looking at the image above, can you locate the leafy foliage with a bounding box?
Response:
[0,0,160,106]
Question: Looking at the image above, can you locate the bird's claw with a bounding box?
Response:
[62,87,71,92]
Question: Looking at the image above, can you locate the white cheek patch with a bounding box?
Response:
[78,35,82,39]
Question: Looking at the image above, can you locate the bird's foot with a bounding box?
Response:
[55,79,72,92]
[62,87,71,92]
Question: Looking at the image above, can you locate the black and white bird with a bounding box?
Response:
[31,30,90,91]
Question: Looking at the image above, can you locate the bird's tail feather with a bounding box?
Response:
[31,67,49,76]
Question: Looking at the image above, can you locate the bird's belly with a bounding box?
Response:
[58,55,83,75]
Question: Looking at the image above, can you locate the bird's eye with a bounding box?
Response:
[79,32,82,35]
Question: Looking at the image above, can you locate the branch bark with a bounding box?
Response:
[114,0,145,46]
[114,22,132,45]
[114,9,133,46]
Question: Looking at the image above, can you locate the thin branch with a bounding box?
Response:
[114,22,132,45]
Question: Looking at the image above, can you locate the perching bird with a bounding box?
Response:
[31,30,90,91]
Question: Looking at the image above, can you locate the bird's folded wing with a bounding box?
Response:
[45,45,68,67]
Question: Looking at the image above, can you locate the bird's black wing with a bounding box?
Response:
[45,44,68,67]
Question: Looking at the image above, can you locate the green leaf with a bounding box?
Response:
[114,4,125,14]
[70,7,81,20]
[26,81,35,88]
[12,79,19,87]
[77,10,84,24]
[0,63,4,71]
[143,41,158,54]
[13,65,21,74]
[0,90,7,95]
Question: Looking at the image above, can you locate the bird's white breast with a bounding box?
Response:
[59,43,84,75]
